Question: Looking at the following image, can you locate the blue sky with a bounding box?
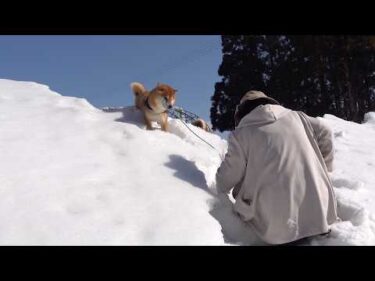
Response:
[0,35,222,121]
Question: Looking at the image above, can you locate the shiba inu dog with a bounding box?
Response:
[130,82,177,132]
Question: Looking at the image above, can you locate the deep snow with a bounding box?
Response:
[1,79,375,245]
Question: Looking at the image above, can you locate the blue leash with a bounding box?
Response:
[169,108,224,160]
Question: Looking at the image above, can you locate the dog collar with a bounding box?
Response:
[145,97,153,111]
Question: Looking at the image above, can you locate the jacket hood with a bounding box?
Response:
[237,104,291,128]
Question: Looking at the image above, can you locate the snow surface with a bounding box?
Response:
[1,79,375,245]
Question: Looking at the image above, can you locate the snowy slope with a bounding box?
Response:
[0,78,375,245]
[310,113,375,245]
[0,79,229,245]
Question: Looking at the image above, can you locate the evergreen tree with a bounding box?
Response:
[211,35,375,132]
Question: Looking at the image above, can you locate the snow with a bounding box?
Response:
[309,114,375,245]
[1,78,375,245]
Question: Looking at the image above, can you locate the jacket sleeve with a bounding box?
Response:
[307,116,334,172]
[216,133,247,194]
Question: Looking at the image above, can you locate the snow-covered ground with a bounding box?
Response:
[0,79,374,245]
[310,113,375,245]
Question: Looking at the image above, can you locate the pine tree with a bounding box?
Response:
[210,35,268,131]
[211,35,375,132]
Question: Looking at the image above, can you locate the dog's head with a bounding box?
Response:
[153,83,177,110]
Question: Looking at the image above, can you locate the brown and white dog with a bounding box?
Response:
[131,82,177,132]
[191,118,212,132]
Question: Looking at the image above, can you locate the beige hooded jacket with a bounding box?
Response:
[216,104,338,244]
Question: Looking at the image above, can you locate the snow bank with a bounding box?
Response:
[1,78,375,245]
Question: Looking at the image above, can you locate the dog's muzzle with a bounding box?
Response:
[162,97,172,110]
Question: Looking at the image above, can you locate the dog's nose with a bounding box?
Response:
[168,105,172,109]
